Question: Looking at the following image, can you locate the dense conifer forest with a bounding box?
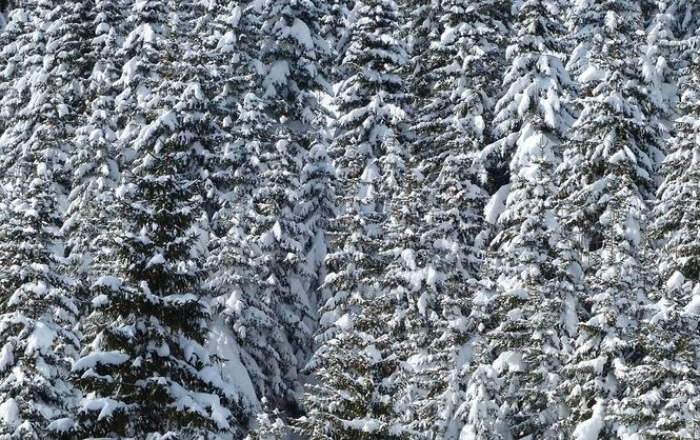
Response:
[0,0,699,438]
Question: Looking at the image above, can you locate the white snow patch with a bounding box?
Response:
[122,57,138,82]
[573,400,605,440]
[0,399,19,429]
[563,293,579,337]
[493,351,523,373]
[272,221,282,241]
[192,390,232,430]
[94,276,121,292]
[93,398,123,421]
[485,184,511,224]
[206,319,259,412]
[47,418,75,433]
[460,424,477,440]
[0,343,13,371]
[666,271,684,291]
[92,294,110,308]
[425,265,438,285]
[579,66,606,83]
[360,161,380,185]
[624,215,641,247]
[25,322,55,356]
[401,249,417,270]
[335,314,353,332]
[417,292,429,316]
[406,353,428,372]
[364,344,381,363]
[279,18,314,51]
[265,61,290,91]
[72,351,130,372]
[147,253,165,267]
[650,298,671,324]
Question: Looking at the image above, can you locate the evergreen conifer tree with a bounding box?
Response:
[613,52,700,440]
[72,91,242,440]
[387,155,489,440]
[210,0,334,418]
[0,0,56,173]
[411,0,511,172]
[558,1,666,437]
[0,2,90,435]
[71,3,241,438]
[254,0,332,371]
[465,2,581,438]
[470,143,583,440]
[401,2,508,437]
[296,0,415,438]
[63,0,125,306]
[0,116,80,440]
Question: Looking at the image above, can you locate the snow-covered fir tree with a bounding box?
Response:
[196,0,283,425]
[199,0,264,238]
[395,2,509,438]
[0,2,96,434]
[653,55,700,287]
[206,0,333,427]
[320,0,354,85]
[411,0,511,178]
[0,3,96,439]
[206,90,292,425]
[557,0,667,437]
[386,154,489,440]
[0,0,54,174]
[485,0,575,196]
[0,104,80,440]
[613,52,700,440]
[464,1,581,438]
[401,2,510,435]
[70,3,241,438]
[470,144,584,440]
[207,88,305,421]
[296,0,416,438]
[218,0,332,416]
[62,0,125,306]
[644,1,680,119]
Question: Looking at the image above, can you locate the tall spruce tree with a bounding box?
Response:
[613,53,700,440]
[296,0,416,438]
[63,0,124,307]
[0,153,80,440]
[411,0,511,177]
[71,2,241,438]
[207,0,332,423]
[486,0,575,193]
[402,2,507,437]
[0,1,92,435]
[558,1,666,437]
[236,0,331,411]
[385,154,489,440]
[0,0,53,173]
[469,144,583,440]
[73,91,242,438]
[644,1,677,129]
[465,1,580,438]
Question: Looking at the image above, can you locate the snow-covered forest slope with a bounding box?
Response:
[0,0,698,439]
